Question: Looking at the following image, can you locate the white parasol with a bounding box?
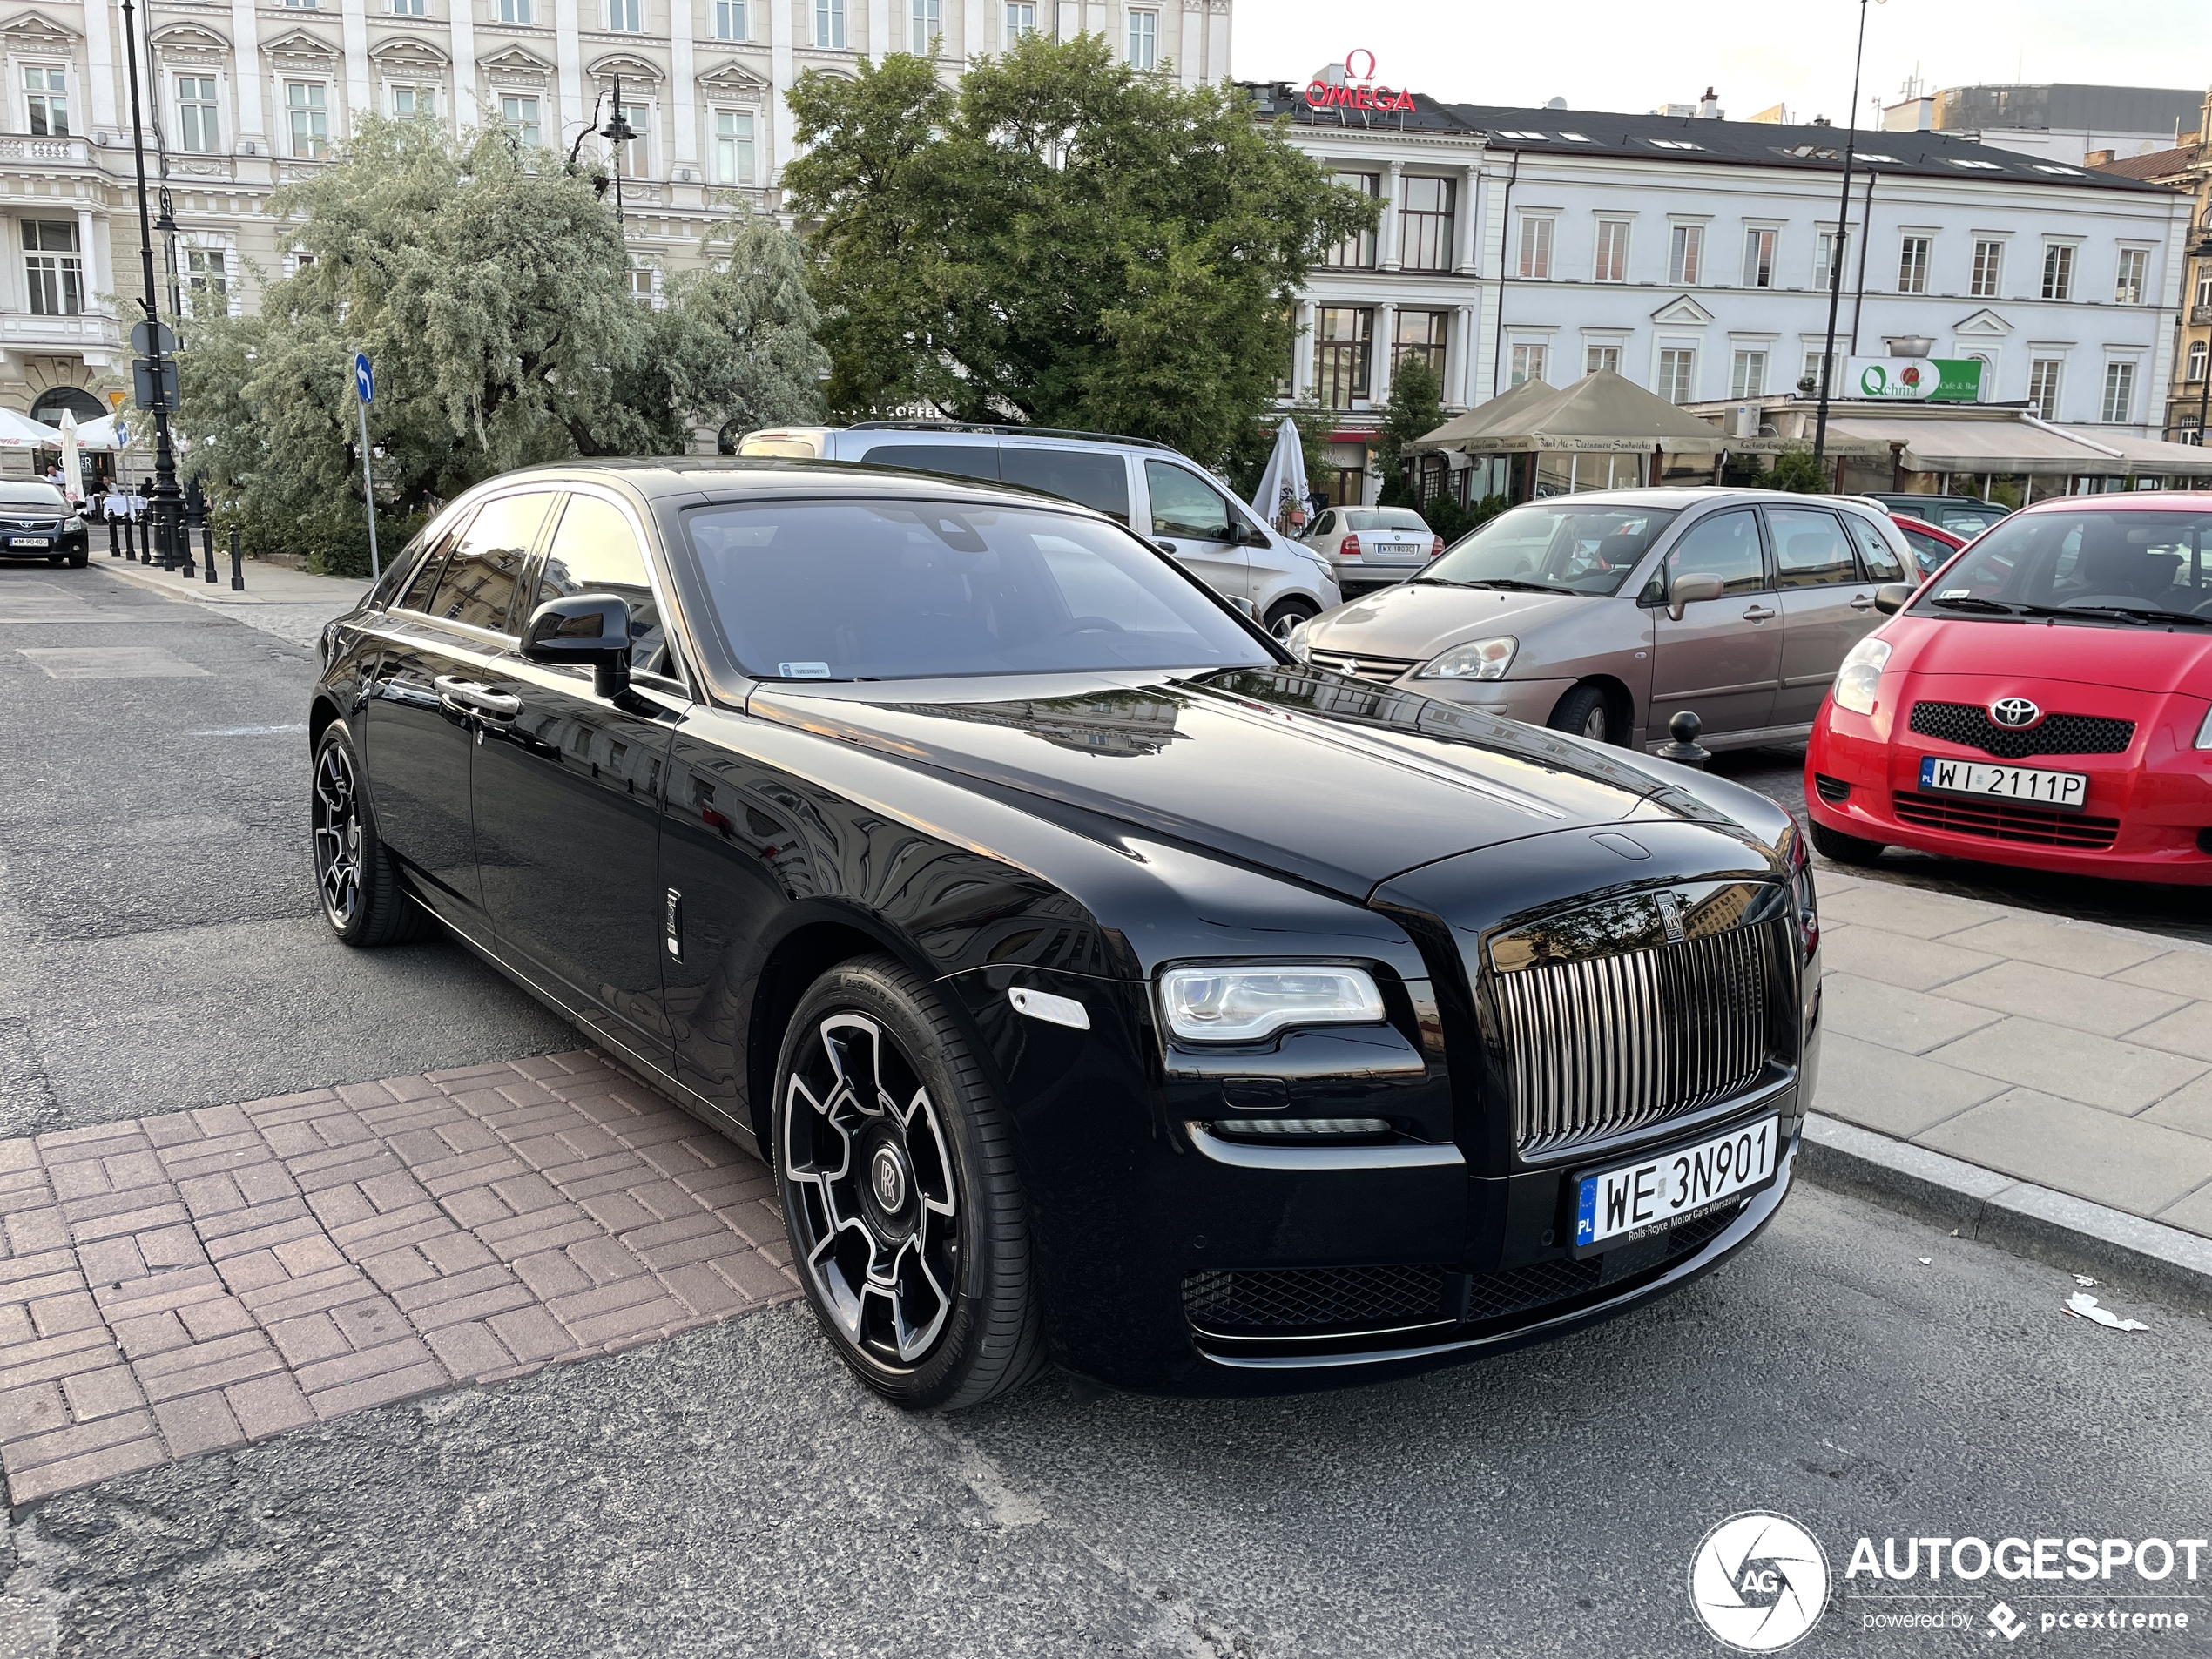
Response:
[1248,415,1312,535]
[57,410,81,502]
[0,407,65,449]
[71,412,133,452]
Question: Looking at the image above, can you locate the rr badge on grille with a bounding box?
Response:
[1656,891,1687,944]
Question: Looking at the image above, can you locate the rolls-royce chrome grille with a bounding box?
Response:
[1488,887,1786,1158]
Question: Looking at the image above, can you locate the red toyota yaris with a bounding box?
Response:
[1806,493,2212,885]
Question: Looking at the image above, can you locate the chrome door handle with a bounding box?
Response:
[433,676,523,718]
[1742,604,1778,622]
[1849,592,1876,610]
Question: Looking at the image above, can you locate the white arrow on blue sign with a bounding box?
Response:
[354,351,374,404]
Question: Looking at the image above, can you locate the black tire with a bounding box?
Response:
[311,720,433,947]
[1548,683,1618,745]
[66,550,87,569]
[1809,817,1886,867]
[1264,597,1320,641]
[773,955,1044,1410]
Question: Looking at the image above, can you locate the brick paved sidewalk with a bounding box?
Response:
[0,1052,797,1508]
[1817,873,2212,1238]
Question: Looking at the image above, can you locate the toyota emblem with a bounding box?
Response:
[1989,697,2041,729]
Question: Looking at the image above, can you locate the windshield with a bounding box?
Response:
[1421,503,1681,596]
[676,499,1275,681]
[1912,508,2212,624]
[0,483,67,509]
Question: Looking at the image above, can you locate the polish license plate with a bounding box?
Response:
[1573,1115,1778,1255]
[1918,755,2087,813]
[8,536,49,547]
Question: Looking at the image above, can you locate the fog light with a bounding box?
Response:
[1207,1117,1392,1141]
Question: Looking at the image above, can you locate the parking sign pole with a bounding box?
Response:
[354,352,379,581]
[116,0,184,575]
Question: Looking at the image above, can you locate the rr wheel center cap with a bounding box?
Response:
[868,1143,908,1214]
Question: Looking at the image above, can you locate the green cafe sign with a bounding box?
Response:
[1847,356,1984,402]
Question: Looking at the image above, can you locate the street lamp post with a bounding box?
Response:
[1812,0,1880,482]
[116,0,184,577]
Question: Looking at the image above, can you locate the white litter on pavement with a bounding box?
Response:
[2072,1275,2097,1287]
[2064,1292,2148,1332]
[1917,1257,1932,1265]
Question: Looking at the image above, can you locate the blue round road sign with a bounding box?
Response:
[354,352,374,403]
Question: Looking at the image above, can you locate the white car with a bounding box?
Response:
[738,421,1341,637]
[1297,505,1443,594]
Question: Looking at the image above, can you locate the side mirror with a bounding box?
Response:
[1666,571,1728,621]
[1227,596,1257,618]
[523,593,633,698]
[1872,583,1914,615]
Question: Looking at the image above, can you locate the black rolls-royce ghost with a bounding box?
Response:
[308,459,1823,1406]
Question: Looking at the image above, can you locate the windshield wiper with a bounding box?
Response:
[1447,577,1579,595]
[2057,604,2212,628]
[1925,595,2020,614]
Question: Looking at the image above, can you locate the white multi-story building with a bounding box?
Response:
[0,0,1233,427]
[1251,81,2195,504]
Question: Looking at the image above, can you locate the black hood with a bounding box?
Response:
[750,667,1754,899]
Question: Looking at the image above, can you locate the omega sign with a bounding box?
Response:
[1305,50,1420,113]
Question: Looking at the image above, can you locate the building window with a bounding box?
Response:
[24,66,67,138]
[2114,248,2147,306]
[715,0,745,37]
[1730,349,1767,399]
[909,0,941,53]
[392,84,435,120]
[1393,309,1448,381]
[2027,357,2062,420]
[2041,243,2074,300]
[2188,340,2209,383]
[1127,10,1157,70]
[185,247,228,316]
[630,260,656,303]
[1516,216,1553,280]
[390,0,424,14]
[1802,350,1832,395]
[283,0,317,8]
[1742,227,1776,289]
[713,109,755,185]
[1593,219,1629,283]
[813,0,845,49]
[500,94,540,148]
[1005,2,1035,36]
[1399,176,1453,273]
[1897,236,1931,294]
[2100,361,2135,424]
[2197,260,2212,310]
[1586,343,1621,375]
[177,76,219,152]
[1325,172,1378,268]
[608,0,642,30]
[1970,239,2003,299]
[612,101,647,177]
[287,82,328,158]
[1668,224,1703,286]
[1657,347,1696,403]
[1313,307,1372,408]
[500,0,532,18]
[22,219,79,316]
[1508,341,1547,387]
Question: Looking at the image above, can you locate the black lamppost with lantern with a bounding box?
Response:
[116,0,186,576]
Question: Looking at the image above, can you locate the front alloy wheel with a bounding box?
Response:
[313,738,365,930]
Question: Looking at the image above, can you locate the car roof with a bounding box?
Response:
[448,455,1122,515]
[2013,490,2212,515]
[1494,486,1887,516]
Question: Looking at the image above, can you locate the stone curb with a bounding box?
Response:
[1798,1110,2212,1318]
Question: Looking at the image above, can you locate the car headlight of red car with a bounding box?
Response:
[1833,637,1892,716]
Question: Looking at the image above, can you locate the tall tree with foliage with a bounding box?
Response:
[782,35,1376,472]
[1373,356,1446,508]
[178,118,827,573]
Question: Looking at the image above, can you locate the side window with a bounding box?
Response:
[427,494,553,633]
[536,493,666,673]
[1764,508,1857,589]
[999,447,1132,522]
[1844,514,1906,583]
[1662,510,1767,597]
[1312,510,1335,538]
[1144,461,1232,541]
[859,442,1001,482]
[1902,529,1952,573]
[396,510,472,612]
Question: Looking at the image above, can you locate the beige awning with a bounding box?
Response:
[2052,427,2212,477]
[1822,413,2130,476]
[1413,376,1559,447]
[1412,368,1744,455]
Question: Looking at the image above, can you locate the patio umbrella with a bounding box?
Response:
[57,410,81,502]
[71,413,132,452]
[1248,416,1311,533]
[0,408,64,449]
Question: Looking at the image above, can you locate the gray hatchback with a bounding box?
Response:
[1288,488,1914,751]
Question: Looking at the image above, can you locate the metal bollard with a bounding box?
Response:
[121,517,136,562]
[203,522,218,584]
[108,518,120,558]
[229,526,244,592]
[1657,710,1711,771]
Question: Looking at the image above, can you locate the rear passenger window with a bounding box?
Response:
[1765,508,1857,589]
[999,447,1131,523]
[536,494,666,673]
[860,443,1002,482]
[426,494,554,633]
[1844,515,1906,583]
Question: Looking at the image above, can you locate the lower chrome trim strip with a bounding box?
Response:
[1184,1123,1465,1171]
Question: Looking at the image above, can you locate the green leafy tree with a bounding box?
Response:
[179,118,826,574]
[1373,356,1445,508]
[1764,443,1831,493]
[782,34,1376,473]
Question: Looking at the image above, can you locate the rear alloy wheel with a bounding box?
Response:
[1264,597,1320,641]
[1548,684,1617,745]
[775,957,1043,1410]
[1808,817,1886,867]
[311,721,432,947]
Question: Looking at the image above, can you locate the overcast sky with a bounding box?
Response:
[1233,0,2209,130]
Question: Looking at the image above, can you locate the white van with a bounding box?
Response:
[738,421,1340,637]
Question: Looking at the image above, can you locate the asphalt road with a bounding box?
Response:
[3,561,2209,1658]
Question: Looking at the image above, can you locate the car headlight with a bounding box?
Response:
[1158,965,1386,1043]
[1832,637,1892,716]
[1416,635,1517,681]
[2196,705,2212,751]
[64,514,84,532]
